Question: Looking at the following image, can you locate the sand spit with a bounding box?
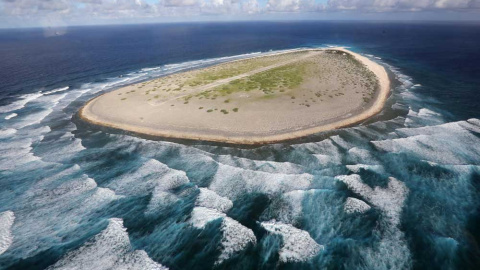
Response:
[80,48,390,144]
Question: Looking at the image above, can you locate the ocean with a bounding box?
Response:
[0,21,479,269]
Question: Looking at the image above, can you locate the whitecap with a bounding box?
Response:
[261,220,323,263]
[43,86,69,95]
[374,119,480,165]
[208,163,313,200]
[344,197,371,214]
[0,92,43,113]
[262,190,319,225]
[48,218,167,270]
[297,138,343,166]
[347,147,378,164]
[0,138,41,171]
[111,159,189,196]
[218,215,256,264]
[37,132,85,162]
[189,207,256,264]
[189,207,225,229]
[0,211,15,255]
[216,155,305,175]
[4,113,17,120]
[195,188,233,213]
[335,175,411,269]
[14,108,53,129]
[346,164,385,174]
[0,128,17,138]
[335,175,408,225]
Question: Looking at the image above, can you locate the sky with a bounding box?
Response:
[1,0,480,28]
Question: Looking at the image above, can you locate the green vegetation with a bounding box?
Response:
[185,51,309,87]
[193,61,310,101]
[233,108,239,112]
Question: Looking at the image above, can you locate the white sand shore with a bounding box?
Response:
[80,48,390,144]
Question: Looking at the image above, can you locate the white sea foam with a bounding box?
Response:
[109,159,189,196]
[216,155,305,174]
[218,215,256,264]
[48,218,167,270]
[146,191,180,214]
[116,250,167,270]
[344,197,371,214]
[374,119,480,165]
[263,190,318,225]
[0,138,41,170]
[43,86,69,95]
[189,207,256,264]
[196,188,233,213]
[347,147,378,164]
[405,108,444,127]
[0,92,43,113]
[14,108,53,129]
[38,132,85,162]
[189,207,226,229]
[335,174,411,269]
[335,175,408,225]
[37,92,68,107]
[346,164,385,174]
[261,221,323,263]
[299,139,343,166]
[0,211,15,255]
[276,190,306,223]
[4,113,17,120]
[29,177,98,207]
[208,163,313,200]
[330,135,353,150]
[0,128,17,138]
[28,164,82,191]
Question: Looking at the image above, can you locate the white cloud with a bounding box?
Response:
[326,0,480,12]
[266,0,320,12]
[0,0,479,27]
[267,0,301,12]
[241,0,260,14]
[164,0,198,7]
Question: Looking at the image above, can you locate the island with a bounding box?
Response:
[79,48,390,144]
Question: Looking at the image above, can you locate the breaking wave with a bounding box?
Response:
[0,48,479,269]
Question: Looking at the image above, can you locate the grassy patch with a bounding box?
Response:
[185,51,309,87]
[203,61,310,98]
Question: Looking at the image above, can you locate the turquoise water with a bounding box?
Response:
[0,22,479,269]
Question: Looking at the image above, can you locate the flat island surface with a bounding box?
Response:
[80,48,390,144]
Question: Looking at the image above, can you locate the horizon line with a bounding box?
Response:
[2,18,480,30]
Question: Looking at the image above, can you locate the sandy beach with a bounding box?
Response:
[79,47,390,144]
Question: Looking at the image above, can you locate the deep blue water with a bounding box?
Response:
[0,22,479,270]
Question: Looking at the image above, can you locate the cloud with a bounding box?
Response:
[164,0,198,7]
[266,0,320,12]
[241,0,260,14]
[1,0,71,15]
[0,0,479,27]
[326,0,480,12]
